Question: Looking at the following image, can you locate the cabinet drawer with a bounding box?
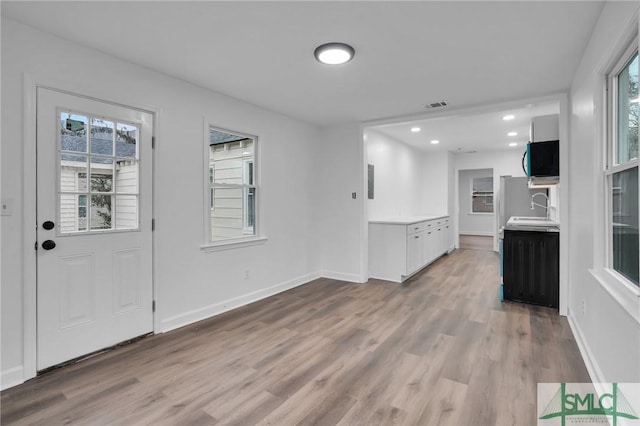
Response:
[407,222,426,235]
[434,217,448,226]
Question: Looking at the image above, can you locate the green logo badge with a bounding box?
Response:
[539,383,639,426]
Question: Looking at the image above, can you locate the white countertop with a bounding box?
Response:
[369,215,448,225]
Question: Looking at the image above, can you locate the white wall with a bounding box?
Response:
[566,2,640,383]
[365,131,449,220]
[366,130,425,218]
[1,17,326,388]
[314,123,366,283]
[458,168,494,235]
[421,151,450,216]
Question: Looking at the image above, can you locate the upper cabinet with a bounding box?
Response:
[530,114,559,142]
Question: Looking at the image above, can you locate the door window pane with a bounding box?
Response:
[90,118,114,156]
[90,194,113,230]
[612,167,639,285]
[114,195,138,230]
[60,113,88,152]
[616,53,639,165]
[116,123,137,158]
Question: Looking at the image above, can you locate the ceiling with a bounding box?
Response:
[2,1,603,129]
[370,100,559,153]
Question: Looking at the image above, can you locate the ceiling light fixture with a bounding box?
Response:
[430,140,440,145]
[503,114,515,121]
[509,142,518,147]
[411,127,421,133]
[507,131,518,137]
[314,42,355,65]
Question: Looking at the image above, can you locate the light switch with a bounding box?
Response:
[352,192,357,199]
[1,199,12,216]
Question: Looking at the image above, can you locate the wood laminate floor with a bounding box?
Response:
[458,235,494,251]
[1,249,589,425]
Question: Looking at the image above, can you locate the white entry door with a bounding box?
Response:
[36,88,154,370]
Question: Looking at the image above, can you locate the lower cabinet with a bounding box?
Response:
[503,229,559,309]
[369,216,450,282]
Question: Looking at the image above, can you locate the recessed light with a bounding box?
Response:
[314,42,355,65]
[411,127,421,133]
[503,114,515,121]
[509,142,518,147]
[507,131,518,137]
[430,140,440,145]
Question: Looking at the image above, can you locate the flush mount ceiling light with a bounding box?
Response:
[503,114,515,121]
[507,131,518,137]
[430,140,440,145]
[411,127,421,133]
[314,42,355,65]
[509,142,518,147]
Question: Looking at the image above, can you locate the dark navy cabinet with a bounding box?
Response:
[503,229,559,309]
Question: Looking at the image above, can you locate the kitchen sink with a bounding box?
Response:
[507,216,559,228]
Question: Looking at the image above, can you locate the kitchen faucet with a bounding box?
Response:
[531,192,549,219]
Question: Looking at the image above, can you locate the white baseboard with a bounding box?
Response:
[1,366,24,391]
[459,231,494,237]
[160,271,321,333]
[320,270,367,283]
[568,314,604,384]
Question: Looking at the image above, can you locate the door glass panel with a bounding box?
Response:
[115,160,138,194]
[60,154,88,192]
[116,123,137,158]
[90,118,114,156]
[60,113,88,153]
[59,112,140,234]
[59,193,89,233]
[90,157,113,193]
[90,194,113,230]
[114,195,138,230]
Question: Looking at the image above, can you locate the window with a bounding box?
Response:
[471,176,494,213]
[207,127,257,242]
[607,44,638,287]
[59,113,139,233]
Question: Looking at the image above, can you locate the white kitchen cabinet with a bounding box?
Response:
[369,215,450,282]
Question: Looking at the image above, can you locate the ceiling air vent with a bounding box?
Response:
[424,101,448,109]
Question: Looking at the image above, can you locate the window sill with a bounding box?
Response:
[468,212,494,215]
[589,268,640,324]
[200,236,267,253]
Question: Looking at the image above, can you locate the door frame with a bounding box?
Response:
[22,75,160,381]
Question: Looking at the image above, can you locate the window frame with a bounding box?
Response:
[604,38,639,292]
[57,110,141,235]
[201,122,265,251]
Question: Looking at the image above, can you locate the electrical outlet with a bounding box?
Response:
[244,269,250,280]
[352,192,357,199]
[582,300,586,316]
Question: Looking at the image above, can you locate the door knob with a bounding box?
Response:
[42,221,55,230]
[42,240,56,250]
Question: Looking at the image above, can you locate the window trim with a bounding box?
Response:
[603,34,639,292]
[202,121,263,250]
